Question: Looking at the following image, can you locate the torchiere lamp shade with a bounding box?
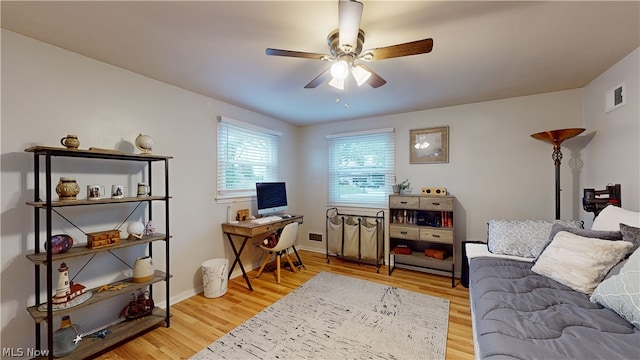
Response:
[531,128,585,219]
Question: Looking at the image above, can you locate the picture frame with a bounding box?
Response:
[409,126,449,164]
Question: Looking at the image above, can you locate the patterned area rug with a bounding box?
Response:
[192,272,450,359]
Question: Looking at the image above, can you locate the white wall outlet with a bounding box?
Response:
[605,82,625,113]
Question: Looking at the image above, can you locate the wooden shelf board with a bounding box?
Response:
[35,308,168,360]
[25,146,172,161]
[28,271,170,323]
[389,222,453,230]
[26,234,168,264]
[392,251,454,264]
[26,196,168,208]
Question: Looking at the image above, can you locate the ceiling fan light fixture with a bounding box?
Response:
[338,0,363,52]
[330,60,350,80]
[328,77,345,90]
[352,64,371,86]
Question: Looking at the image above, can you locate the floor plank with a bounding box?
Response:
[96,250,474,360]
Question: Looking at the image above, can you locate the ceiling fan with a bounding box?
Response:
[265,0,434,90]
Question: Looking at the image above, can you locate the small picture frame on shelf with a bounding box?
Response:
[409,126,449,164]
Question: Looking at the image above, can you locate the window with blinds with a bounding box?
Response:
[217,117,281,199]
[327,128,395,207]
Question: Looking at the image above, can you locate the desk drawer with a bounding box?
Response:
[390,225,419,240]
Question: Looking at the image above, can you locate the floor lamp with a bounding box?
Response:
[531,128,585,220]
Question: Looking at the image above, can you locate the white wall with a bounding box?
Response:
[583,48,640,227]
[296,90,587,274]
[1,30,298,351]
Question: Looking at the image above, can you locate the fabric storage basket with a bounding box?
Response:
[327,215,343,256]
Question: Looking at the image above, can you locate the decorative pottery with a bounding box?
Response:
[135,134,154,154]
[86,184,105,201]
[56,177,80,201]
[137,182,150,197]
[53,315,81,358]
[45,234,74,254]
[133,256,154,283]
[127,221,145,240]
[60,134,80,149]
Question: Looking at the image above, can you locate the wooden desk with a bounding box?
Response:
[221,215,303,290]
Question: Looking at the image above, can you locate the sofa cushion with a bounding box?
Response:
[470,257,640,360]
[532,231,633,294]
[591,248,640,329]
[487,219,583,258]
[591,205,640,231]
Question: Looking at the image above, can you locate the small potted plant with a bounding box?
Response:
[393,178,410,194]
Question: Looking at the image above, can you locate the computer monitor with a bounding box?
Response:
[256,182,288,216]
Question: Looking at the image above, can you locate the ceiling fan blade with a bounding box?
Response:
[266,48,328,60]
[358,64,387,88]
[364,38,434,61]
[304,68,332,88]
[338,0,363,52]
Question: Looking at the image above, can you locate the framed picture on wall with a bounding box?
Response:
[410,126,449,164]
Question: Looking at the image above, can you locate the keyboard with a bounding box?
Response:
[250,215,282,224]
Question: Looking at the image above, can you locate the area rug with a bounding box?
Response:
[192,272,450,359]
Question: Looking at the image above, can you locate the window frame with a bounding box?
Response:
[326,128,395,208]
[216,116,282,200]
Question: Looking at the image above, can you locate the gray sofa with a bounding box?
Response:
[465,206,640,359]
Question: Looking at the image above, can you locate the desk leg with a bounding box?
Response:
[226,233,253,291]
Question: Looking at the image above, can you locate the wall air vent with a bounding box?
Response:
[605,83,626,113]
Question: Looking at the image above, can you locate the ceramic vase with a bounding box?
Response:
[56,177,80,201]
[133,256,154,283]
[53,315,80,358]
[60,135,80,149]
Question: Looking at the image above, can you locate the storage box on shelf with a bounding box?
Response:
[25,146,172,359]
[388,194,456,287]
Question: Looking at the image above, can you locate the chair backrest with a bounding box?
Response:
[270,222,298,252]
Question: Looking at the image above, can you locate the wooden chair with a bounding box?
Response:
[256,222,299,283]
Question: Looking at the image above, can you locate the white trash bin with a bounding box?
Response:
[201,258,229,298]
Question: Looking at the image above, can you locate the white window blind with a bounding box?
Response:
[327,129,395,207]
[217,117,280,199]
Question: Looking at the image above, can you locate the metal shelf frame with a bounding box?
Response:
[25,146,172,359]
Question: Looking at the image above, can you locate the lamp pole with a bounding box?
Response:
[531,128,585,220]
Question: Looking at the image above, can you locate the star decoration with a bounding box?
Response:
[73,334,82,344]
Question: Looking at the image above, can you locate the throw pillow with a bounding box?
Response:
[591,205,640,231]
[591,248,640,329]
[487,219,583,258]
[620,223,640,253]
[531,231,633,294]
[539,224,623,259]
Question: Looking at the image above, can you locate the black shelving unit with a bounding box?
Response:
[25,146,171,359]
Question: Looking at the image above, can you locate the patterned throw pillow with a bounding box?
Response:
[591,248,640,328]
[487,219,583,258]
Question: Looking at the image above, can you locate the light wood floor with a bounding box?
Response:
[97,250,475,360]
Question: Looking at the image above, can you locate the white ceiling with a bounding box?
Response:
[2,1,639,126]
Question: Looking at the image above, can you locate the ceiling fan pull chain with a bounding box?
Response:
[344,81,349,109]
